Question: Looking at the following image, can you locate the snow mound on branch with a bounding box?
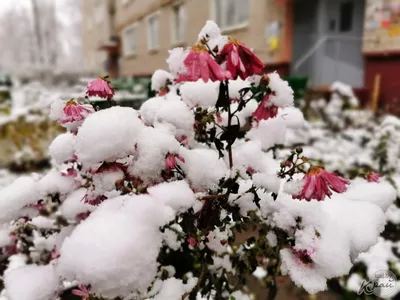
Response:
[267,72,294,107]
[252,173,280,194]
[344,178,396,211]
[180,80,219,108]
[232,140,265,174]
[324,195,386,256]
[151,69,172,91]
[357,237,397,278]
[179,148,228,191]
[148,180,195,212]
[57,194,176,298]
[229,79,250,100]
[198,20,221,41]
[0,176,40,224]
[48,132,76,164]
[246,117,287,150]
[153,277,198,300]
[49,98,65,121]
[59,188,94,220]
[267,190,387,294]
[76,106,144,167]
[92,168,124,194]
[0,226,12,247]
[128,127,181,182]
[4,264,59,300]
[280,248,327,294]
[166,47,189,78]
[140,97,166,125]
[38,169,76,196]
[197,20,228,51]
[154,98,194,137]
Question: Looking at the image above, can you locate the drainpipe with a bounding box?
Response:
[314,0,327,87]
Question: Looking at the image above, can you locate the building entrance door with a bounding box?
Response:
[291,0,365,88]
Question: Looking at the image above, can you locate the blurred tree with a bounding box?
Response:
[0,0,83,74]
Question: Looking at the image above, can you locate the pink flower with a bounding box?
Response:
[292,166,350,201]
[216,113,223,123]
[220,39,265,80]
[86,77,114,99]
[83,194,108,206]
[59,99,94,125]
[50,246,61,260]
[177,135,189,145]
[72,284,91,300]
[252,94,278,121]
[367,171,381,183]
[3,234,18,255]
[187,237,199,247]
[76,211,91,222]
[165,153,185,170]
[26,202,45,212]
[246,167,255,175]
[61,167,78,178]
[176,44,231,83]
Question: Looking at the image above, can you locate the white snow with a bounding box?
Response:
[48,132,76,164]
[76,106,144,167]
[4,264,59,300]
[0,176,41,224]
[57,194,176,298]
[151,69,173,91]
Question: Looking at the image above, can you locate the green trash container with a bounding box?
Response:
[283,76,309,105]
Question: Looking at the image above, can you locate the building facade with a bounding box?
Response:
[82,0,400,112]
[114,0,290,77]
[81,0,119,76]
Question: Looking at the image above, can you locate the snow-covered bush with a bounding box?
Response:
[280,82,400,298]
[0,21,397,300]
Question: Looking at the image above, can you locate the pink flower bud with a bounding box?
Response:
[86,77,114,99]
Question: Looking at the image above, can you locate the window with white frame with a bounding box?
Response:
[172,4,186,43]
[213,0,250,30]
[147,13,159,51]
[123,23,137,56]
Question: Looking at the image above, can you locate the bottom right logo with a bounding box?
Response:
[358,270,397,299]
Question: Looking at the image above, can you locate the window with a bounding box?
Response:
[147,13,160,51]
[172,4,186,43]
[213,0,250,30]
[123,23,138,56]
[339,1,353,32]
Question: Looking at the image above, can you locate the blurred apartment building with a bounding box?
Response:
[82,0,400,110]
